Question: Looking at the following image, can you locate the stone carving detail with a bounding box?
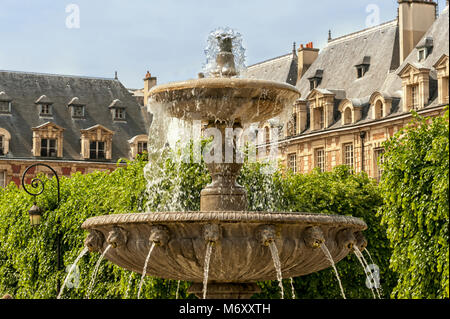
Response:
[355,231,368,251]
[258,225,277,246]
[84,229,104,253]
[106,226,128,248]
[336,229,357,250]
[203,224,221,242]
[149,225,170,246]
[303,226,325,248]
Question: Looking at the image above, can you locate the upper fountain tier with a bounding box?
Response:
[148,31,300,124]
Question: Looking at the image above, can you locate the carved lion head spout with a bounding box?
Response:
[84,230,105,253]
[149,225,170,247]
[303,226,325,249]
[106,226,128,249]
[336,229,357,250]
[203,224,221,243]
[258,225,277,247]
[355,231,368,252]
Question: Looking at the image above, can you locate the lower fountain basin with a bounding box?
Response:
[82,211,367,283]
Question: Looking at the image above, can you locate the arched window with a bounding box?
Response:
[374,100,383,119]
[0,128,11,156]
[343,107,352,125]
[369,92,392,120]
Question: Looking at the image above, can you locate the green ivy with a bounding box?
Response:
[378,108,449,299]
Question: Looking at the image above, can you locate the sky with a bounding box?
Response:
[0,0,447,89]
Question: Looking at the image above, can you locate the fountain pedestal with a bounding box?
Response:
[200,122,247,212]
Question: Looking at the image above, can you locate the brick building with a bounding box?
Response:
[0,71,150,187]
[244,0,449,180]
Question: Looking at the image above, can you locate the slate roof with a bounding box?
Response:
[297,20,400,100]
[242,52,298,86]
[0,70,149,161]
[243,6,448,138]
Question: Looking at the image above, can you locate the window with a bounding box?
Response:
[343,108,352,125]
[40,139,57,157]
[374,148,385,182]
[315,148,325,172]
[443,77,449,104]
[40,104,52,116]
[418,48,427,62]
[89,141,105,160]
[0,171,5,188]
[375,100,383,119]
[344,143,354,170]
[288,153,297,173]
[72,106,85,118]
[0,135,4,155]
[113,108,126,120]
[410,85,419,109]
[0,101,11,113]
[310,79,320,90]
[138,141,148,154]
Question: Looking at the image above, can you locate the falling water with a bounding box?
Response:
[290,277,296,299]
[364,249,376,267]
[203,27,246,77]
[137,242,157,299]
[124,272,134,299]
[202,242,214,299]
[268,241,284,299]
[354,247,382,299]
[364,248,384,298]
[320,244,346,299]
[176,280,181,299]
[86,244,112,299]
[57,247,89,299]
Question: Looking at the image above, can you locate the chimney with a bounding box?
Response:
[297,42,320,79]
[143,71,157,106]
[398,0,437,63]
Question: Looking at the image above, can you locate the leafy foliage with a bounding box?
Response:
[378,109,449,299]
[0,149,395,299]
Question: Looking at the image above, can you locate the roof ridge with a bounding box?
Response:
[328,19,397,46]
[0,69,116,81]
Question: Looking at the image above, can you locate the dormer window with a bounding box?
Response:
[89,141,106,160]
[356,66,366,78]
[40,104,52,116]
[0,135,4,156]
[109,99,126,121]
[40,138,57,157]
[35,95,53,117]
[80,125,114,160]
[114,108,126,120]
[416,37,433,63]
[32,122,64,158]
[418,48,427,62]
[308,69,323,90]
[0,92,12,114]
[68,97,86,119]
[355,56,370,78]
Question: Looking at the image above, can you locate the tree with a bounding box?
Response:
[378,109,449,299]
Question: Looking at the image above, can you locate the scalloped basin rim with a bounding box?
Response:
[148,77,301,95]
[81,211,367,230]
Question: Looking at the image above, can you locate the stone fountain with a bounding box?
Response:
[82,30,367,299]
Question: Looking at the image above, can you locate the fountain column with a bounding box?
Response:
[200,122,247,211]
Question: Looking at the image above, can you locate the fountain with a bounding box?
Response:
[81,29,368,299]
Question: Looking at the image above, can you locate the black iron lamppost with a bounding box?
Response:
[21,163,62,293]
